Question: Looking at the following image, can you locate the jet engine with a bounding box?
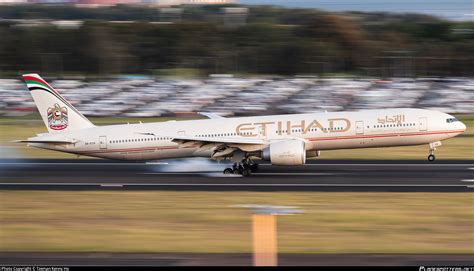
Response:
[261,140,306,166]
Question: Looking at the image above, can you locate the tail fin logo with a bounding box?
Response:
[47,103,68,130]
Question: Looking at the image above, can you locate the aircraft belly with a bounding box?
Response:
[142,147,198,160]
[314,139,366,150]
[313,133,449,150]
[127,147,200,160]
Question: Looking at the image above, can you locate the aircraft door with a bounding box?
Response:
[419,117,428,131]
[258,125,267,139]
[355,121,364,135]
[99,136,107,149]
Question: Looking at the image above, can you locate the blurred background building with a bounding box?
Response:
[0,0,27,3]
[0,0,236,5]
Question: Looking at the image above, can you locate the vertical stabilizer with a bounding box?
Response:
[22,74,94,133]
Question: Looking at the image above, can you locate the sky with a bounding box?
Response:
[239,0,474,21]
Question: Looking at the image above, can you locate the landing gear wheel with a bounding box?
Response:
[223,168,234,175]
[250,163,259,172]
[427,142,441,163]
[240,168,251,177]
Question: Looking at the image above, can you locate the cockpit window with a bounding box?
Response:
[446,118,458,123]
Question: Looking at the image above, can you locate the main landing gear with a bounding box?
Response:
[223,159,258,177]
[427,141,442,162]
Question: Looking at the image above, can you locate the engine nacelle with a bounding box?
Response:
[262,140,306,166]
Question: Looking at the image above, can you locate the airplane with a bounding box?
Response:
[17,74,467,176]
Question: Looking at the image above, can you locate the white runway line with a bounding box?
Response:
[142,172,337,176]
[0,162,472,167]
[0,162,144,166]
[461,179,474,182]
[142,172,215,175]
[204,173,243,178]
[0,182,469,188]
[100,184,124,187]
[262,163,474,167]
[252,173,337,176]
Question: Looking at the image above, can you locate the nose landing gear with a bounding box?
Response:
[427,141,442,162]
[428,153,435,162]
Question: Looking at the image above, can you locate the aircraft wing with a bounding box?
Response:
[172,135,267,145]
[172,135,270,158]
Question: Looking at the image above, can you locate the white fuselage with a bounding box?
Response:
[29,108,466,161]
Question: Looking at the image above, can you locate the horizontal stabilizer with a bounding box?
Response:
[197,112,226,119]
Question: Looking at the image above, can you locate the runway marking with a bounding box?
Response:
[252,173,337,176]
[461,179,474,182]
[0,183,469,188]
[141,172,337,176]
[204,173,243,178]
[0,162,145,166]
[100,184,124,187]
[261,163,473,167]
[142,172,222,175]
[468,168,474,170]
[0,162,472,167]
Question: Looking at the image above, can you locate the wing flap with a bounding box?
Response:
[172,135,267,145]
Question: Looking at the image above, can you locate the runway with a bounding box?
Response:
[1,252,473,266]
[1,159,473,192]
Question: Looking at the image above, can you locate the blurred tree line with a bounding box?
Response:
[0,4,472,77]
